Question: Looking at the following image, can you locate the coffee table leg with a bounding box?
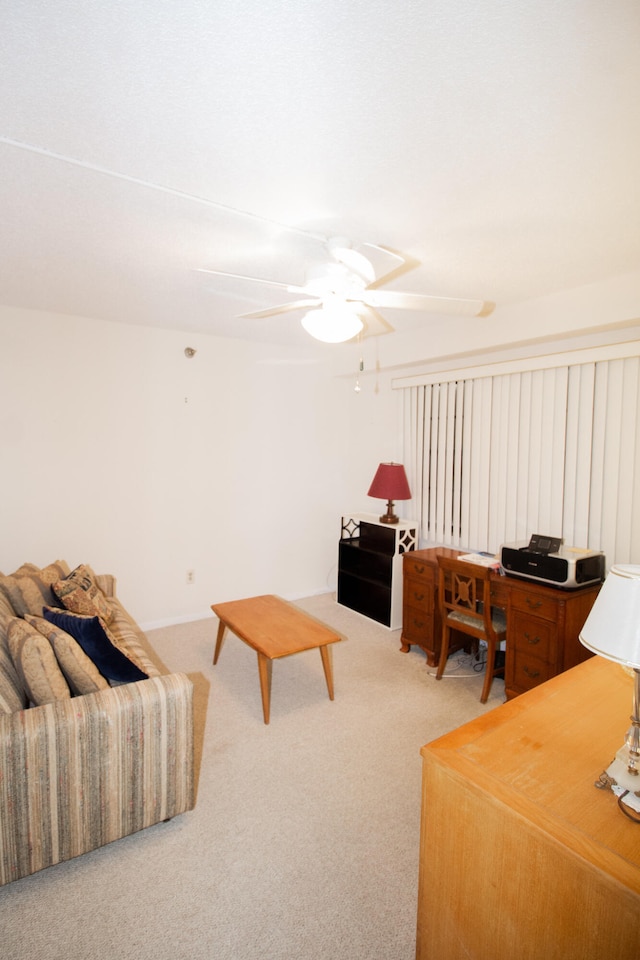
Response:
[319,645,335,701]
[257,653,273,724]
[213,621,226,665]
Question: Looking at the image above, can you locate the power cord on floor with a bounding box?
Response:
[426,651,486,678]
[427,648,506,679]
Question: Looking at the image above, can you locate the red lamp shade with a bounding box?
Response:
[367,462,411,524]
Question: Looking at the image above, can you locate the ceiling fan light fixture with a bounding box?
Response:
[301,302,364,343]
[303,262,366,298]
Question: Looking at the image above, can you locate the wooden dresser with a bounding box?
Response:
[415,655,640,960]
[401,547,600,698]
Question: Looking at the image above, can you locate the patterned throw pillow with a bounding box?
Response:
[7,617,71,706]
[42,607,148,684]
[52,564,114,624]
[105,603,160,678]
[25,614,109,696]
[0,561,71,617]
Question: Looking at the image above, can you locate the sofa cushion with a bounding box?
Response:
[7,617,71,706]
[0,590,22,714]
[0,642,28,714]
[25,614,109,696]
[42,608,148,684]
[5,563,39,577]
[0,561,71,618]
[52,564,114,625]
[0,588,17,649]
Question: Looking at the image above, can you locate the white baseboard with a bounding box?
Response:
[141,611,212,631]
[141,588,335,632]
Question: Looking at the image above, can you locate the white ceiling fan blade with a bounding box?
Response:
[197,268,308,295]
[363,248,419,289]
[239,298,320,319]
[362,289,495,317]
[326,238,376,284]
[360,242,406,268]
[355,303,395,337]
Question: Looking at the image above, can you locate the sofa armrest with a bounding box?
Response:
[0,673,194,885]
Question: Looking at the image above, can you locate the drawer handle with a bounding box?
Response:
[413,592,425,602]
[525,598,543,610]
[414,564,425,574]
[524,632,541,645]
[523,665,541,678]
[412,619,425,629]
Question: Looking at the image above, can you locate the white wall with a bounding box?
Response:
[338,367,407,516]
[0,305,371,627]
[4,268,637,628]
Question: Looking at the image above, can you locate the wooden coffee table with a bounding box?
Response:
[211,594,341,724]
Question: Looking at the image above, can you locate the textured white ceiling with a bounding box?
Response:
[1,1,639,346]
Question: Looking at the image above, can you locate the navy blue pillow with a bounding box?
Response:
[42,608,148,684]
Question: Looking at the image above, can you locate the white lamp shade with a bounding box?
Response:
[579,564,640,668]
[300,303,364,343]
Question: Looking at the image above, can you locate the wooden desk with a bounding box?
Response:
[401,547,599,698]
[415,656,640,960]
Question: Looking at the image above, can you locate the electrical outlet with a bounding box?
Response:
[186,569,195,584]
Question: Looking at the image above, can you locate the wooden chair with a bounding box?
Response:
[436,555,507,703]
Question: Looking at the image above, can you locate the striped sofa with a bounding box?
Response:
[0,562,195,885]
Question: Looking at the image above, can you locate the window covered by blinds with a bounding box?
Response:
[401,356,640,566]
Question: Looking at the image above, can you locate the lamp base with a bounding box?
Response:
[596,744,640,811]
[604,747,640,795]
[379,500,399,524]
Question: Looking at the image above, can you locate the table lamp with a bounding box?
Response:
[367,462,411,524]
[579,564,640,795]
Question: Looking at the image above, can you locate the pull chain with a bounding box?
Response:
[354,334,363,392]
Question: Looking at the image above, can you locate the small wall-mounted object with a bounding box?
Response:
[184,347,197,358]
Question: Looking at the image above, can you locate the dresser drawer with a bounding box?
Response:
[511,611,557,664]
[510,587,559,622]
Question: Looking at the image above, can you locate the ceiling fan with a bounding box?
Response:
[199,238,494,343]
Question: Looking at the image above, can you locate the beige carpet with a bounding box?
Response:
[0,593,505,960]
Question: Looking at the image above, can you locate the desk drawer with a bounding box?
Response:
[510,587,559,623]
[510,649,555,692]
[403,606,435,644]
[511,611,557,664]
[404,556,435,582]
[404,574,434,614]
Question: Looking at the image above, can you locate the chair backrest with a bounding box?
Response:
[437,555,499,640]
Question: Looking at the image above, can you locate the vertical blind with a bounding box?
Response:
[401,356,640,566]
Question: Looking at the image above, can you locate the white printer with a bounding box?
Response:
[500,535,605,588]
